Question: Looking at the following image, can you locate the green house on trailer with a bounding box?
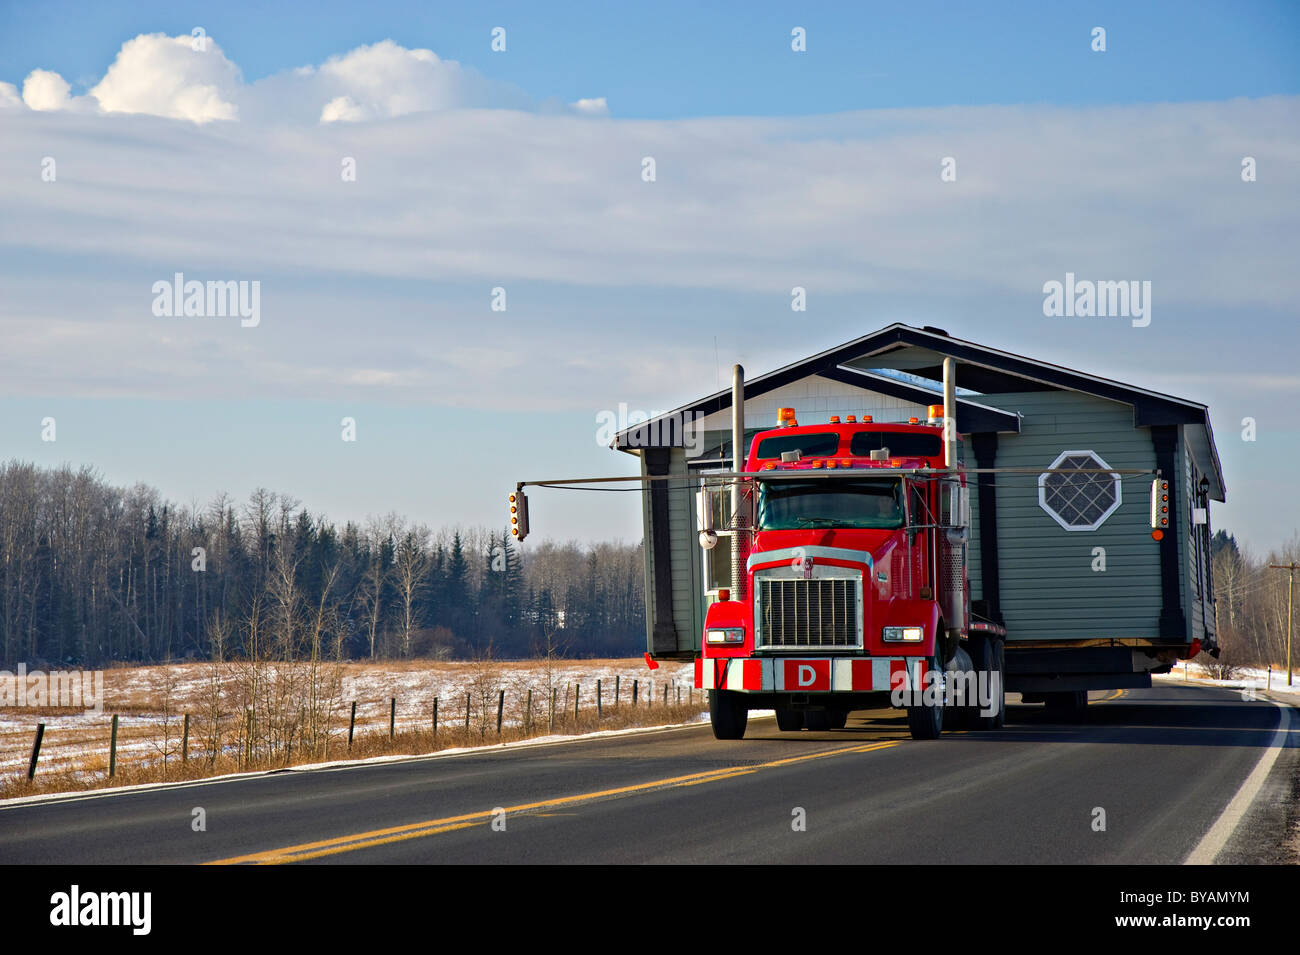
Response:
[614,324,1223,692]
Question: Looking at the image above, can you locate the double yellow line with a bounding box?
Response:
[206,739,899,865]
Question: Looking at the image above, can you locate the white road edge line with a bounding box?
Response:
[1184,698,1294,865]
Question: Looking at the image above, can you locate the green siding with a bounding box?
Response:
[970,390,1162,642]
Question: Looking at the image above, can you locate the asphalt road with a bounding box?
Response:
[2,684,1296,865]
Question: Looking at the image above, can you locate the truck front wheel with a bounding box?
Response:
[775,706,804,731]
[906,656,944,740]
[709,690,749,739]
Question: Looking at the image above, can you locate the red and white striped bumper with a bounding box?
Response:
[694,656,931,693]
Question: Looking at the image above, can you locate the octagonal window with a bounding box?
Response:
[1038,450,1122,531]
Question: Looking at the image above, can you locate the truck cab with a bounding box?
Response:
[696,405,1005,740]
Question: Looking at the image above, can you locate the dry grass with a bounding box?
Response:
[0,658,703,799]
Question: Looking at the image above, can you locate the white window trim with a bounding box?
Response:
[1037,449,1122,532]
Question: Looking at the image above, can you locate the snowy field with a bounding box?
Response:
[0,658,701,783]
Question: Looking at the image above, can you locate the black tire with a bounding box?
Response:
[1043,689,1088,721]
[709,690,749,739]
[775,706,804,731]
[991,642,1006,728]
[803,710,831,731]
[906,656,944,740]
[828,710,848,729]
[971,638,1006,731]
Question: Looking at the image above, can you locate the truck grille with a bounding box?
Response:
[755,577,862,650]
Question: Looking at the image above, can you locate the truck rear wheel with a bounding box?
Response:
[970,637,1005,731]
[992,641,1006,728]
[775,706,804,731]
[709,690,749,739]
[1043,690,1087,721]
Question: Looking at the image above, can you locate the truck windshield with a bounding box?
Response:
[758,478,903,530]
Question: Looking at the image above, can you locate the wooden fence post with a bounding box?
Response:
[550,687,556,733]
[597,679,603,718]
[27,723,45,780]
[632,679,638,706]
[465,693,471,732]
[432,698,439,741]
[615,674,620,707]
[496,689,505,736]
[109,714,119,778]
[182,713,190,762]
[348,701,357,749]
[575,684,580,722]
[389,698,396,740]
[526,689,532,735]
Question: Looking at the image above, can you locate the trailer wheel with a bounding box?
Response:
[775,706,804,731]
[709,690,749,739]
[906,656,944,740]
[1043,690,1087,721]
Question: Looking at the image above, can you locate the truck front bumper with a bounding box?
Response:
[695,656,932,693]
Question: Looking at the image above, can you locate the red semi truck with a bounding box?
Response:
[694,401,1006,741]
[513,350,1210,743]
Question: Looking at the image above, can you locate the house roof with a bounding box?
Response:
[613,323,1225,499]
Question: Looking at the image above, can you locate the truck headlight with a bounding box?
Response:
[706,628,745,645]
[882,626,924,642]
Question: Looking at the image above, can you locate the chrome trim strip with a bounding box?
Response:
[747,545,874,571]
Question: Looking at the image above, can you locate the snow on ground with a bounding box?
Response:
[1160,660,1300,697]
[0,658,701,779]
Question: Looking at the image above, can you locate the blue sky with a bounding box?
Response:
[3,0,1298,116]
[0,1,1297,555]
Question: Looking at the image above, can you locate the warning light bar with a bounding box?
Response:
[1150,479,1170,533]
[509,489,530,542]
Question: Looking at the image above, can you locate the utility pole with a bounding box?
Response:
[1270,563,1297,686]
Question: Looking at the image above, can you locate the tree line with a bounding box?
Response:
[0,461,645,666]
[1211,530,1300,670]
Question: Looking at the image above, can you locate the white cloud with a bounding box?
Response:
[89,32,240,122]
[571,97,609,116]
[320,95,366,123]
[22,69,72,111]
[3,32,537,125]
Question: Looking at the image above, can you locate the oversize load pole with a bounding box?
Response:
[943,357,957,469]
[732,364,746,601]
